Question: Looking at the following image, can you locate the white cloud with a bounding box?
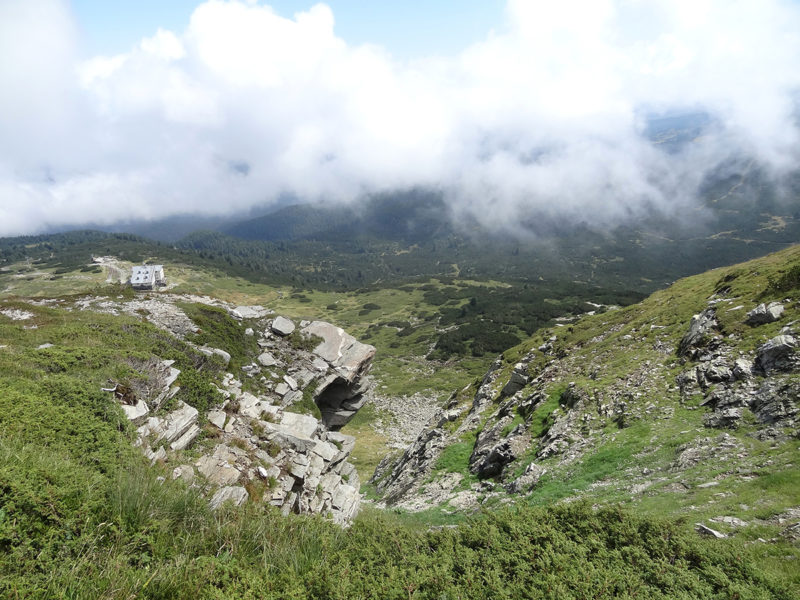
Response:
[0,0,798,236]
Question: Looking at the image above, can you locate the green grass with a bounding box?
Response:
[434,432,478,476]
[179,302,259,372]
[340,403,392,482]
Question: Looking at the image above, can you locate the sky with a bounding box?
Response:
[69,0,506,60]
[1,0,799,236]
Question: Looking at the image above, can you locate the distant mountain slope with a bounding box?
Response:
[212,158,800,292]
[222,190,454,243]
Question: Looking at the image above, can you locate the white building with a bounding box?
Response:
[130,265,166,290]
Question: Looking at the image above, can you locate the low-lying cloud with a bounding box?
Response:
[1,0,799,236]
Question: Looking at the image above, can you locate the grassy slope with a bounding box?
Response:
[0,260,501,481]
[1,253,798,596]
[399,244,800,589]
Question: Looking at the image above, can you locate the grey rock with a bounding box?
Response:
[506,463,546,493]
[710,516,748,527]
[279,412,319,439]
[121,399,149,424]
[288,454,309,479]
[275,382,290,396]
[678,308,718,358]
[257,351,278,367]
[138,401,198,445]
[172,464,195,483]
[267,429,315,454]
[293,368,317,387]
[171,423,200,451]
[281,389,303,407]
[302,321,376,381]
[696,361,733,388]
[313,375,373,430]
[196,446,243,486]
[145,445,167,464]
[199,346,231,365]
[750,378,800,424]
[234,305,271,319]
[704,407,743,429]
[326,432,356,460]
[695,523,727,539]
[208,409,227,430]
[732,358,754,380]
[238,393,272,419]
[502,363,529,397]
[0,308,34,320]
[745,302,785,326]
[277,322,377,429]
[756,334,798,373]
[210,486,249,509]
[271,316,296,336]
[245,327,254,336]
[312,440,338,462]
[781,522,800,542]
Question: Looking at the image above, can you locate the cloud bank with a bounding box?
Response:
[0,0,799,236]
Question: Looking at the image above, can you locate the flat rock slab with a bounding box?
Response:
[695,523,727,539]
[172,465,195,483]
[234,305,272,319]
[208,409,227,429]
[238,392,274,419]
[271,316,296,336]
[122,400,149,423]
[170,424,200,451]
[210,486,249,509]
[138,401,198,445]
[258,351,278,367]
[199,346,231,365]
[196,449,242,486]
[279,412,319,439]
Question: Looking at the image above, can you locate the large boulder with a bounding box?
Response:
[501,363,529,397]
[756,334,798,374]
[750,379,800,424]
[301,321,376,429]
[745,302,785,326]
[678,308,718,358]
[302,321,376,381]
[271,316,296,336]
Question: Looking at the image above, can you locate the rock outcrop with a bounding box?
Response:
[678,308,719,358]
[372,283,798,514]
[301,320,376,429]
[116,355,362,523]
[88,296,373,524]
[745,302,784,326]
